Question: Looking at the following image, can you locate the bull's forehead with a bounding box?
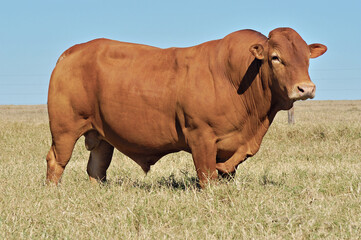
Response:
[268,28,309,62]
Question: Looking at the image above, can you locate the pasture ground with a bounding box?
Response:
[0,101,360,239]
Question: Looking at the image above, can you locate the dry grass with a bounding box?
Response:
[0,101,360,239]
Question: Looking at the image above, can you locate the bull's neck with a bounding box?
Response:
[234,59,278,129]
[255,60,282,123]
[210,40,282,128]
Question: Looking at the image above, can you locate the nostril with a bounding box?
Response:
[298,86,304,93]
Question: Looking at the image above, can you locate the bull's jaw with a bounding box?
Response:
[288,82,316,101]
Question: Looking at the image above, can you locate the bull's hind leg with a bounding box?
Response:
[86,135,114,183]
[46,133,77,185]
[46,110,92,185]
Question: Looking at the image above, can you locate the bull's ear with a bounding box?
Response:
[249,44,265,60]
[309,44,327,58]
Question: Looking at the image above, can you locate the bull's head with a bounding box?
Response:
[250,28,327,104]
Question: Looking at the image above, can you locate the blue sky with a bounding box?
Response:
[0,0,360,104]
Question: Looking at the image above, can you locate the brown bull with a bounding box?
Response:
[46,28,327,188]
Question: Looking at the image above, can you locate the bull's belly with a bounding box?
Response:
[96,103,184,155]
[99,122,185,173]
[103,128,183,156]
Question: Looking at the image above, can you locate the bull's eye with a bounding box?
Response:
[271,55,281,63]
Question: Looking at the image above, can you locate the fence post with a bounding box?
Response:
[288,106,295,125]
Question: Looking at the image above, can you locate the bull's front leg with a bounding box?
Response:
[186,128,218,188]
[217,168,237,180]
[216,149,248,179]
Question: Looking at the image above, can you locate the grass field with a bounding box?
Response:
[0,101,360,239]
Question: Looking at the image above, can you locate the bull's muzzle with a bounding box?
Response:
[290,82,316,100]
